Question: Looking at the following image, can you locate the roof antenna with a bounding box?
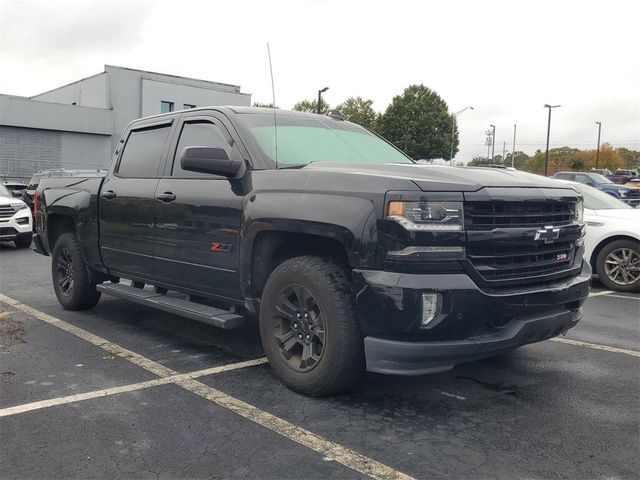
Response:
[266,42,279,169]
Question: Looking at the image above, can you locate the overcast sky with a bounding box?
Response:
[1,0,638,162]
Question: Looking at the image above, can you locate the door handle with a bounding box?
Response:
[101,190,117,200]
[156,192,176,203]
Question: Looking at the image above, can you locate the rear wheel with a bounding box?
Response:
[14,234,32,248]
[52,233,101,310]
[596,239,640,292]
[259,256,364,396]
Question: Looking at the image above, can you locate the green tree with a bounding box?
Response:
[377,85,455,160]
[335,97,377,129]
[292,98,331,114]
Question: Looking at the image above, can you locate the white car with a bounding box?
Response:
[563,181,640,292]
[0,183,32,248]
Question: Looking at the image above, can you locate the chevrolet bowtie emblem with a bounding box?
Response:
[534,225,560,244]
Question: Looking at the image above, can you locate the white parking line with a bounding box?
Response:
[550,337,640,357]
[0,294,415,480]
[588,290,614,298]
[606,293,640,301]
[0,359,266,418]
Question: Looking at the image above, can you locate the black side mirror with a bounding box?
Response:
[12,191,22,198]
[180,147,245,178]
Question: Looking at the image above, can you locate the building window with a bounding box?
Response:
[160,101,174,113]
[183,103,196,109]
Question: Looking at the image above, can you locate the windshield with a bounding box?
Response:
[0,184,10,197]
[571,183,631,210]
[589,173,612,184]
[238,113,413,167]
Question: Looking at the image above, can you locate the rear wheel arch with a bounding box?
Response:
[47,214,77,251]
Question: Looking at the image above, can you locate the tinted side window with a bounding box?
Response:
[556,172,574,180]
[172,121,234,177]
[118,126,171,178]
[575,175,590,184]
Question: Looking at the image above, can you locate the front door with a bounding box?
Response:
[154,113,245,300]
[99,120,173,279]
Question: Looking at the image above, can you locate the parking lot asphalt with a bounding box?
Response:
[1,243,639,479]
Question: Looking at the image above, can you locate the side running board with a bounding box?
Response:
[96,283,244,329]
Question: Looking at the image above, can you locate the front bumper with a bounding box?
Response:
[354,261,591,375]
[0,210,32,241]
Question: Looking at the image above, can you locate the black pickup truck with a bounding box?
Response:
[33,107,591,395]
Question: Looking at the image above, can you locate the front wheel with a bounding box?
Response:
[259,256,364,396]
[52,233,101,310]
[596,239,640,292]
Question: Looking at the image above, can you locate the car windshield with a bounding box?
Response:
[571,183,631,210]
[0,183,10,197]
[589,173,612,184]
[238,113,414,167]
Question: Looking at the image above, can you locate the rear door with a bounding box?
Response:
[99,119,174,279]
[153,111,245,300]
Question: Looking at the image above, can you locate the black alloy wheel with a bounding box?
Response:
[273,284,327,372]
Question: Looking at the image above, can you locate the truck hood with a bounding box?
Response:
[303,163,566,192]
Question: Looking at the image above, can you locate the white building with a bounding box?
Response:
[0,65,251,181]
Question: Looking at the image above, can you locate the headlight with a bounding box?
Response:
[575,200,584,223]
[10,201,28,212]
[387,201,464,231]
[617,189,628,197]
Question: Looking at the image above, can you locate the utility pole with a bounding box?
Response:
[512,124,517,168]
[490,125,496,161]
[543,104,561,176]
[595,122,602,169]
[502,141,506,163]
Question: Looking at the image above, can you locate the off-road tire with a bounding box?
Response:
[52,233,101,310]
[595,239,640,293]
[259,256,364,396]
[14,234,32,248]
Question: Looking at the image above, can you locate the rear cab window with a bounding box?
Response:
[117,124,172,178]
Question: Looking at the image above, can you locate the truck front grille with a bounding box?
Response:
[464,201,576,230]
[467,240,575,281]
[464,199,581,285]
[0,205,15,219]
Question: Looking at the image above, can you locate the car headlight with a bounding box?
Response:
[575,200,584,224]
[617,189,628,197]
[10,201,28,212]
[387,201,464,231]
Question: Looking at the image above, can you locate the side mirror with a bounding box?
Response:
[12,191,22,198]
[180,147,245,178]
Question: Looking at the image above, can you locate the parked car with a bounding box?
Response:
[624,178,640,189]
[590,168,612,176]
[0,183,33,248]
[23,169,106,212]
[2,181,28,198]
[33,107,590,395]
[552,171,639,206]
[559,181,640,292]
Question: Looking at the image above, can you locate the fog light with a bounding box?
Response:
[421,293,442,328]
[16,217,29,225]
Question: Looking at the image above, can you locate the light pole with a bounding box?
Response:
[449,106,474,163]
[490,125,496,161]
[544,104,561,176]
[512,124,517,168]
[317,87,329,114]
[595,122,602,169]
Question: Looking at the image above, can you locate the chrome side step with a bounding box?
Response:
[96,282,244,329]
